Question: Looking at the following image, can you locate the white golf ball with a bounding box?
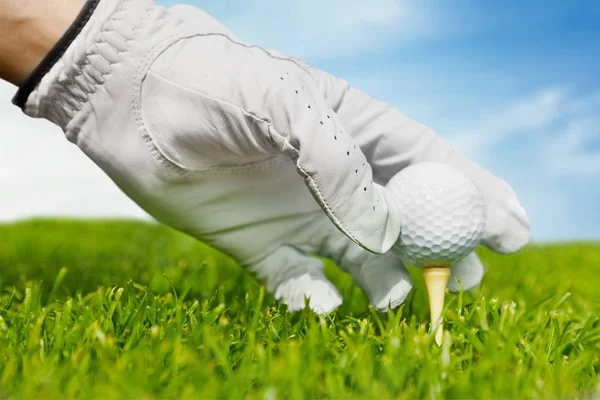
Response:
[387,162,486,268]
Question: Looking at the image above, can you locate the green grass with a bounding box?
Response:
[0,219,599,399]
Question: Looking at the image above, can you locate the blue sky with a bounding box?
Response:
[0,0,598,241]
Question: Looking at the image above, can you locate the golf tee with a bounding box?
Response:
[422,266,451,346]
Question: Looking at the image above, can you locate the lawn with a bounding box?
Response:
[0,219,599,399]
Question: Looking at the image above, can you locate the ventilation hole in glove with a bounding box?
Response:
[347,151,350,156]
[280,77,284,80]
[327,115,330,119]
[373,206,376,210]
[320,121,323,125]
[308,105,311,109]
[334,136,337,140]
[364,187,367,191]
[355,169,358,174]
[295,90,298,94]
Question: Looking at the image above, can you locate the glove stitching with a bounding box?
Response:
[136,72,286,176]
[128,31,284,177]
[132,31,201,174]
[133,89,287,177]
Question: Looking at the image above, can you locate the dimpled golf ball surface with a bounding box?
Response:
[388,162,486,268]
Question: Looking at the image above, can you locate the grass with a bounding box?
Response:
[0,219,599,399]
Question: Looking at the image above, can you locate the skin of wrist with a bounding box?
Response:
[0,0,84,86]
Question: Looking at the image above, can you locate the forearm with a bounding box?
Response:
[0,0,83,86]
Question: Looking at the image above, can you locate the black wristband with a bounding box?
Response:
[12,0,101,109]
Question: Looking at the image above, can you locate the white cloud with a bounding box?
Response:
[0,80,149,222]
[442,87,600,180]
[447,87,567,156]
[544,117,600,178]
[214,0,462,60]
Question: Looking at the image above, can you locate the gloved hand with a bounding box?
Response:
[13,0,529,313]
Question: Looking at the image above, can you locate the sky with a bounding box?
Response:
[1,0,599,242]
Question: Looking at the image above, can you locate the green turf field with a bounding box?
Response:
[0,219,598,399]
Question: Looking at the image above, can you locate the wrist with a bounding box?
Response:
[0,0,85,86]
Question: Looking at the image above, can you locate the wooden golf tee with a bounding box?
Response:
[422,266,451,346]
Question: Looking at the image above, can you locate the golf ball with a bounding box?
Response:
[387,162,486,268]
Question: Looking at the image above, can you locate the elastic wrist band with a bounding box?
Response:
[12,0,101,109]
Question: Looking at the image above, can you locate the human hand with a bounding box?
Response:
[12,0,529,313]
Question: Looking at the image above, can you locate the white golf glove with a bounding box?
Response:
[14,0,529,313]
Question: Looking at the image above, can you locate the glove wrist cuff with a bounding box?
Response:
[13,0,155,129]
[12,0,101,110]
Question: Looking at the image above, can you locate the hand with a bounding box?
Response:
[0,0,84,86]
[12,0,529,313]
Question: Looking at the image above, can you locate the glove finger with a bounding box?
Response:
[448,252,485,292]
[248,245,342,314]
[482,178,530,254]
[350,252,413,312]
[316,229,412,312]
